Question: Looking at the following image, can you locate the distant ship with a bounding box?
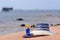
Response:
[2,7,13,12]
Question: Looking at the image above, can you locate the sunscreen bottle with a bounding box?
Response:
[25,24,30,37]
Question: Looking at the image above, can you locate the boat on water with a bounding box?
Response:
[2,7,13,12]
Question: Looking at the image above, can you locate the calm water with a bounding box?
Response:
[0,10,60,24]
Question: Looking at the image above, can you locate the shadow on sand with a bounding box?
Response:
[23,35,49,38]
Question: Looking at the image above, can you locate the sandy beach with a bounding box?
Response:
[0,25,60,40]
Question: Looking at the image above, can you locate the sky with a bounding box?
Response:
[0,0,60,10]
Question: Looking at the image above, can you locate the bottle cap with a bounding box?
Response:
[25,24,30,28]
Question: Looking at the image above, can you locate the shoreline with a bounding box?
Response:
[0,26,60,40]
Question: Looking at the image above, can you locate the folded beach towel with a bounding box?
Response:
[30,23,53,36]
[30,30,53,36]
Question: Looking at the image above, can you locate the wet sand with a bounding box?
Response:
[0,26,60,40]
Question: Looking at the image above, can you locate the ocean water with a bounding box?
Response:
[0,10,60,35]
[0,10,60,24]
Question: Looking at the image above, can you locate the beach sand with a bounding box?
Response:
[0,26,60,40]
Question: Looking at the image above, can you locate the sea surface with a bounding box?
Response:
[0,10,60,35]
